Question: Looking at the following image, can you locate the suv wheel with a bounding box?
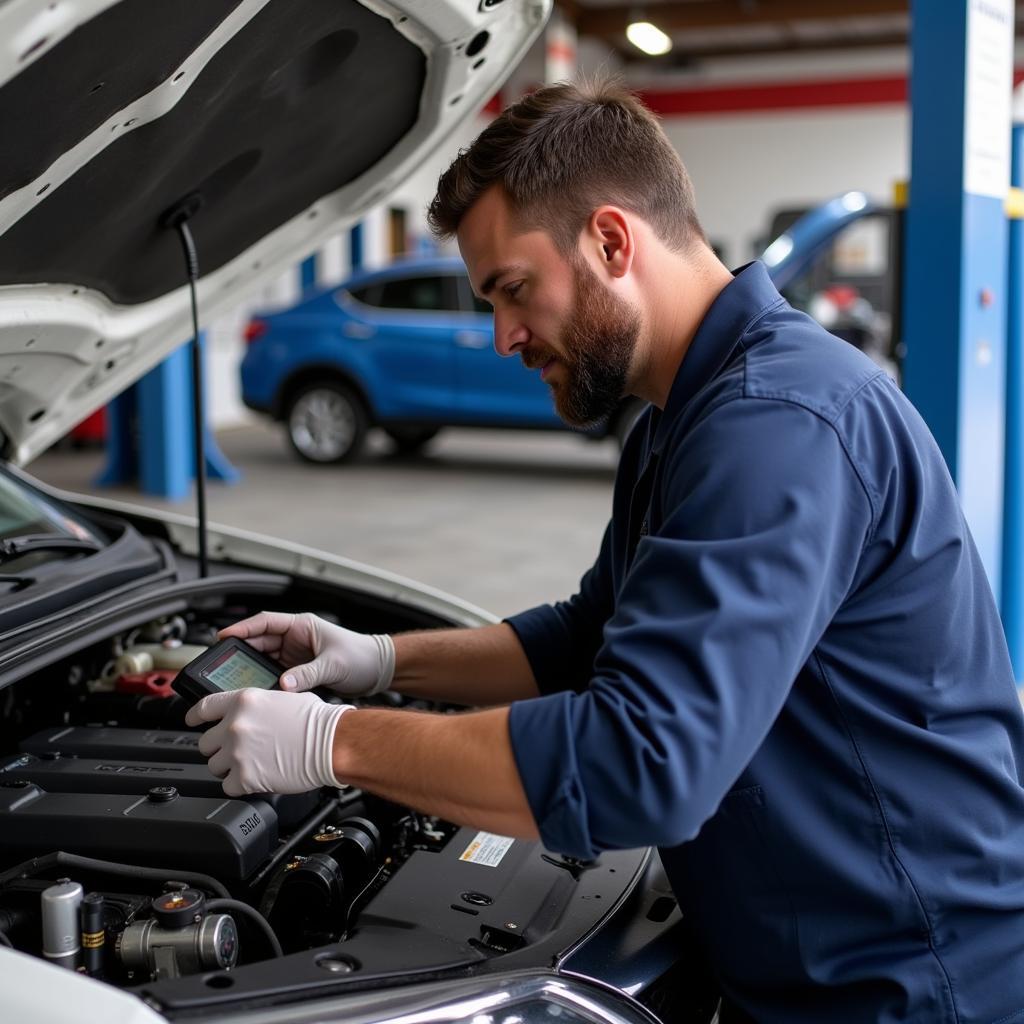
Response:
[286,382,368,464]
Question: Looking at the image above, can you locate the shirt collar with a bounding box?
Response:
[650,260,784,455]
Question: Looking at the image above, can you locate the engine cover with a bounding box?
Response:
[0,782,277,880]
[0,753,319,830]
[21,726,204,764]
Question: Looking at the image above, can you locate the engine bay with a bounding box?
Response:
[0,607,452,981]
[0,598,646,1013]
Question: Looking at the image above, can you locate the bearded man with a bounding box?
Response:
[187,81,1024,1023]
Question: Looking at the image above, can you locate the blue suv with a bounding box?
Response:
[240,257,642,463]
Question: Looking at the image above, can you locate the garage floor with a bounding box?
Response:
[26,421,619,618]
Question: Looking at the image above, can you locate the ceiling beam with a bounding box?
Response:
[606,17,1024,62]
[638,30,912,63]
[577,0,908,37]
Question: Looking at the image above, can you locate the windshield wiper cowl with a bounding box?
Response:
[0,535,102,563]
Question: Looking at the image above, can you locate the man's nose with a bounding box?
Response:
[493,310,529,357]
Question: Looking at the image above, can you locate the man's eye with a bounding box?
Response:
[505,281,523,299]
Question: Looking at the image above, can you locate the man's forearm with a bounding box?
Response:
[390,622,539,706]
[331,705,540,839]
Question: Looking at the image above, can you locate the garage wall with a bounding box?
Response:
[664,106,908,266]
[632,47,909,264]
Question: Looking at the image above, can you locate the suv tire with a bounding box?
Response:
[286,382,368,464]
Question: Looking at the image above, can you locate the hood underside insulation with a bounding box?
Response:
[0,0,425,305]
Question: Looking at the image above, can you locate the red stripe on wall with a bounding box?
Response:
[639,76,907,116]
[640,69,1024,117]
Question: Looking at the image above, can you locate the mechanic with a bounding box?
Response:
[186,81,1024,1023]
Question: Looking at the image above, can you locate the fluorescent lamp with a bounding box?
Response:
[626,21,672,56]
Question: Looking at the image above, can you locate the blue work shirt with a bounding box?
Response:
[506,261,1024,1023]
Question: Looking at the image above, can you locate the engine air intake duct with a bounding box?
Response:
[0,783,277,880]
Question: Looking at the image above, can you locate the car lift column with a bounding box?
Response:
[902,0,1015,598]
[349,222,364,272]
[301,255,317,292]
[97,333,240,501]
[1002,116,1024,679]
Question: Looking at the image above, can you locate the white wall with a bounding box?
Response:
[664,106,908,266]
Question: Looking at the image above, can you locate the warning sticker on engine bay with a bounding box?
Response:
[459,831,514,867]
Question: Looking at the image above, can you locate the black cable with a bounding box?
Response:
[342,862,386,935]
[0,852,229,899]
[205,898,282,959]
[172,219,209,579]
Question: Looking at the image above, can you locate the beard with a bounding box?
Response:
[537,256,641,428]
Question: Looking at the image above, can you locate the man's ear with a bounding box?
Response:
[585,206,634,280]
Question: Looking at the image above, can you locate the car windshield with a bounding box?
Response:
[0,470,104,549]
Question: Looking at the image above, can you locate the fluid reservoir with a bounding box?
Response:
[41,879,83,970]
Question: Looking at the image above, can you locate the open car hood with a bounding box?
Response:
[0,0,548,465]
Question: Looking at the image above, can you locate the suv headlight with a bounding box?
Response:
[217,971,663,1024]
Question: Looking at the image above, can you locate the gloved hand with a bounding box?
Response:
[219,611,395,697]
[184,688,354,795]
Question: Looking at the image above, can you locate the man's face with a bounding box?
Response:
[459,186,641,428]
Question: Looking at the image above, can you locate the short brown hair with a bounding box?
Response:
[427,78,706,254]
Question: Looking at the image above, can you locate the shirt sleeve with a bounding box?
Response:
[507,395,874,859]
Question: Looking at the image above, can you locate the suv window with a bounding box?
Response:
[375,275,460,313]
[454,273,493,315]
[346,283,380,306]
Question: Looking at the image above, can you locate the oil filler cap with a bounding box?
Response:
[147,785,178,803]
[152,888,205,928]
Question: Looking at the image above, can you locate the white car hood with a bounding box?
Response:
[0,0,548,465]
[0,944,166,1024]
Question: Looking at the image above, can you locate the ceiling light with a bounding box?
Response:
[626,20,672,56]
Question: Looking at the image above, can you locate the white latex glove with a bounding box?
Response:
[184,688,354,795]
[219,611,395,697]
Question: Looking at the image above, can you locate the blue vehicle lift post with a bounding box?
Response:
[97,331,240,500]
[902,0,1014,600]
[350,222,364,272]
[1002,124,1024,678]
[300,254,318,292]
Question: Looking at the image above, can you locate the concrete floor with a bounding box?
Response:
[26,421,619,618]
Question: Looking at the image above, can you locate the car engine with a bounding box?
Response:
[0,608,470,989]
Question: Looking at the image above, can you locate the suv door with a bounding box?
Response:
[351,273,462,419]
[452,275,562,426]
